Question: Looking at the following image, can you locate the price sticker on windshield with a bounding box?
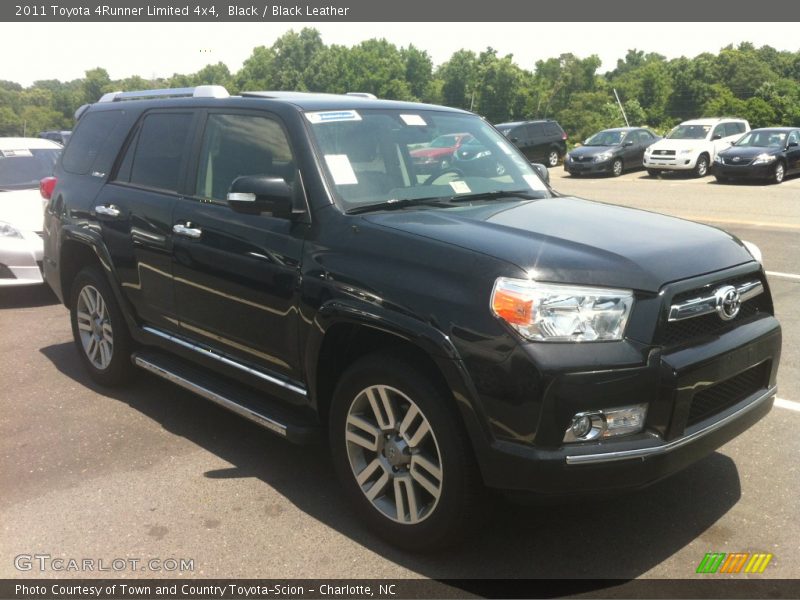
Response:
[449,180,471,194]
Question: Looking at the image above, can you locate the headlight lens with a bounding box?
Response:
[752,153,777,165]
[490,278,634,342]
[678,149,694,155]
[714,154,724,164]
[594,151,613,162]
[0,221,23,239]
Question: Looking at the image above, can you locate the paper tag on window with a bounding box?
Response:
[449,180,471,194]
[306,110,362,124]
[400,114,427,126]
[324,155,358,185]
[523,174,546,191]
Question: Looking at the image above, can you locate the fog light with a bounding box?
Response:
[563,404,647,443]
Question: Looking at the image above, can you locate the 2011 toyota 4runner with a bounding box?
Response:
[42,87,781,550]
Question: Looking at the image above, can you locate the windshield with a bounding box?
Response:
[0,148,60,190]
[306,109,549,211]
[734,130,787,148]
[585,130,626,146]
[667,125,711,140]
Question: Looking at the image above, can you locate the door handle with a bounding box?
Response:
[95,204,121,218]
[173,223,202,239]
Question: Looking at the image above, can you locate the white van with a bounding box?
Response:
[644,118,750,177]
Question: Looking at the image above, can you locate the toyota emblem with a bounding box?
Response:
[714,285,741,321]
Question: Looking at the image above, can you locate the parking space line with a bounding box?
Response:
[775,398,800,413]
[675,217,800,231]
[766,271,800,282]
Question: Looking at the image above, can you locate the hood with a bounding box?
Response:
[411,147,453,160]
[569,145,618,158]
[363,197,754,292]
[719,145,780,159]
[0,188,46,233]
[650,138,708,151]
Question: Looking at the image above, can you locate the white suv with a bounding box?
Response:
[644,118,750,178]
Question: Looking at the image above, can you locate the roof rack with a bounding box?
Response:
[345,92,377,99]
[97,85,230,103]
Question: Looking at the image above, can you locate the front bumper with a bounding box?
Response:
[714,162,774,179]
[0,232,44,286]
[478,315,781,493]
[644,153,698,170]
[564,158,613,174]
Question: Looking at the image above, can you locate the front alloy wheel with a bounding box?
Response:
[330,354,482,550]
[772,162,785,184]
[611,158,623,177]
[694,155,709,178]
[345,385,443,524]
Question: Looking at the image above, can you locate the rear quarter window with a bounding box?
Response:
[62,110,126,176]
[544,123,562,136]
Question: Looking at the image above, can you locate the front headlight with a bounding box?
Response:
[752,153,777,165]
[678,149,694,155]
[714,154,724,163]
[0,221,23,239]
[594,151,613,162]
[490,278,634,342]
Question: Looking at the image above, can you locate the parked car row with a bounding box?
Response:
[559,117,799,185]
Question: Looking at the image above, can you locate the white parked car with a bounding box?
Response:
[0,137,61,286]
[644,118,750,178]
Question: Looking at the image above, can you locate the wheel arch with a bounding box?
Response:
[305,301,493,466]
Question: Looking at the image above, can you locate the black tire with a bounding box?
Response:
[770,161,785,184]
[546,149,559,168]
[611,158,623,177]
[694,154,710,178]
[647,169,661,178]
[69,266,135,386]
[714,175,730,184]
[329,352,483,550]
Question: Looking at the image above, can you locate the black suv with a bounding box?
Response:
[495,119,568,167]
[43,87,781,550]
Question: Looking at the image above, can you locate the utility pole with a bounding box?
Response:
[613,89,629,127]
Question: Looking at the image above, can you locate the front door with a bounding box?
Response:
[171,111,306,384]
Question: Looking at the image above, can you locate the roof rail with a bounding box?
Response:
[97,85,229,103]
[346,92,377,99]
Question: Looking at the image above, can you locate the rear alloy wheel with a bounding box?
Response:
[771,161,785,184]
[546,150,559,168]
[330,354,482,550]
[70,267,134,386]
[694,155,709,178]
[611,158,623,177]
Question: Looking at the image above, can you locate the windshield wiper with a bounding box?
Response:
[449,189,544,202]
[346,197,455,215]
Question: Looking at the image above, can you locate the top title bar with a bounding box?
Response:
[3,0,797,21]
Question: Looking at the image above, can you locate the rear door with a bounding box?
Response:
[171,110,306,384]
[525,123,547,161]
[786,130,800,174]
[93,109,197,331]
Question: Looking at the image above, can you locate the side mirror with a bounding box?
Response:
[712,134,722,140]
[531,162,550,184]
[227,176,293,219]
[788,141,798,148]
[510,136,519,143]
[624,140,634,146]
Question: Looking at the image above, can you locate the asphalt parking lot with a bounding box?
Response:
[1,168,798,584]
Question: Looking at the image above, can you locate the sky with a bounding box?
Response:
[2,22,798,87]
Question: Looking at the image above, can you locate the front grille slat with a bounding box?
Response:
[688,362,770,426]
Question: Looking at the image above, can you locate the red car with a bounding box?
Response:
[410,133,473,173]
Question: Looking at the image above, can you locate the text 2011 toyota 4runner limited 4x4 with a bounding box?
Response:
[42,87,781,550]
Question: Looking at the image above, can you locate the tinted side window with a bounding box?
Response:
[195,113,295,201]
[725,122,745,136]
[544,123,561,136]
[711,124,726,139]
[62,110,125,175]
[788,131,799,145]
[527,124,545,138]
[119,112,193,192]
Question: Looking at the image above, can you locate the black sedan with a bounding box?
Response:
[564,127,660,177]
[714,127,800,184]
